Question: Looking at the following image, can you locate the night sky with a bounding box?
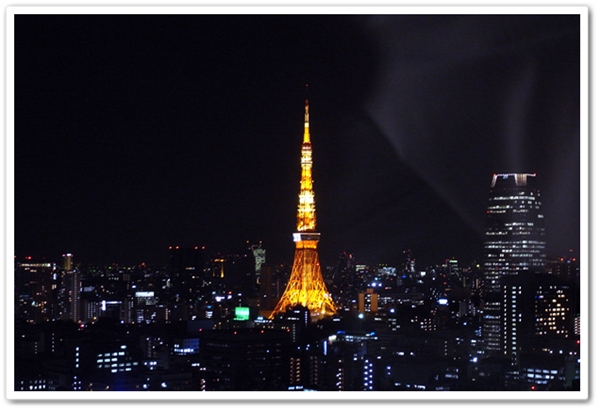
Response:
[14,13,581,268]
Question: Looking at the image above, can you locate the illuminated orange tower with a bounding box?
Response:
[270,100,337,321]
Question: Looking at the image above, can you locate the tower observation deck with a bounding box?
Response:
[269,100,337,321]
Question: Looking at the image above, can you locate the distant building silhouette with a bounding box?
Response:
[198,328,290,390]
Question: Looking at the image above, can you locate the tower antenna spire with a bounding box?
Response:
[303,84,310,144]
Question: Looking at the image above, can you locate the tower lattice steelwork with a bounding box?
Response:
[270,100,336,321]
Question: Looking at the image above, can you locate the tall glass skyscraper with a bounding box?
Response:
[482,173,546,357]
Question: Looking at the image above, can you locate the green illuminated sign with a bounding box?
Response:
[234,306,250,321]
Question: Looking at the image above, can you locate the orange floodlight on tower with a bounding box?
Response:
[270,99,337,321]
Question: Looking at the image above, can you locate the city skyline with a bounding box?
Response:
[12,12,582,269]
[7,7,588,398]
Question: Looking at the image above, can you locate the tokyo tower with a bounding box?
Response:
[269,100,337,321]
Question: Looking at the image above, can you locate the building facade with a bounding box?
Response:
[482,173,546,357]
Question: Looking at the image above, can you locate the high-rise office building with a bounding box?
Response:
[259,264,276,316]
[198,328,290,390]
[61,253,81,323]
[248,241,266,284]
[402,249,416,278]
[168,246,205,275]
[270,100,336,321]
[358,288,379,317]
[62,253,73,271]
[499,272,574,369]
[548,252,580,283]
[482,173,546,357]
[14,258,56,323]
[324,332,380,390]
[168,245,206,304]
[330,252,358,308]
